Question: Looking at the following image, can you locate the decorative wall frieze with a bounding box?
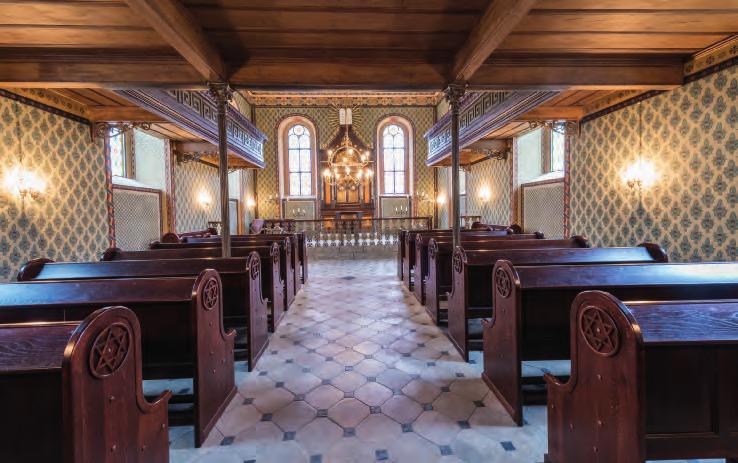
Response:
[0,89,89,125]
[425,90,557,165]
[242,91,443,107]
[116,89,267,168]
[684,35,738,78]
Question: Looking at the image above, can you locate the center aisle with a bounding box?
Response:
[170,257,547,463]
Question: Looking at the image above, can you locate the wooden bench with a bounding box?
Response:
[106,241,296,313]
[18,253,271,367]
[487,260,738,426]
[187,233,309,286]
[0,269,236,447]
[0,306,170,462]
[402,229,512,291]
[545,292,738,463]
[151,235,303,300]
[412,233,543,305]
[397,226,518,280]
[161,227,218,243]
[445,238,611,360]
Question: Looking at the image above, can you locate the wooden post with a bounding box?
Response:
[445,84,465,248]
[208,82,233,257]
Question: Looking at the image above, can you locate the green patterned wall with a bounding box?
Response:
[252,106,435,219]
[466,157,512,226]
[0,95,109,280]
[437,167,450,228]
[174,161,221,233]
[570,63,738,262]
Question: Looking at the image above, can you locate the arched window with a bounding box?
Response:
[287,124,312,196]
[378,118,412,195]
[279,117,317,198]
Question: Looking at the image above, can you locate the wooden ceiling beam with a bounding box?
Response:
[451,0,537,82]
[516,105,585,121]
[0,61,205,88]
[124,0,227,81]
[87,106,167,122]
[469,60,683,90]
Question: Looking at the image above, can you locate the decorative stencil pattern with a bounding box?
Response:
[437,167,449,228]
[522,181,565,238]
[112,188,161,250]
[253,106,435,219]
[466,157,512,226]
[570,63,738,262]
[174,161,222,233]
[0,95,108,281]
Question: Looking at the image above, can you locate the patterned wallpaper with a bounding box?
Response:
[174,161,222,233]
[522,181,565,238]
[570,62,738,262]
[466,157,513,226]
[113,187,161,250]
[437,167,449,228]
[252,106,436,219]
[0,95,108,280]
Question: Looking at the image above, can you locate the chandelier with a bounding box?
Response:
[322,125,373,191]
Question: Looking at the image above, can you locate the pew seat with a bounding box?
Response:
[0,306,170,462]
[486,260,738,426]
[545,292,738,463]
[18,254,271,369]
[0,270,235,447]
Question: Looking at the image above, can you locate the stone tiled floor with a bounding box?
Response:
[169,254,722,463]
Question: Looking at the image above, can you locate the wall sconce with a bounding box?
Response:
[198,191,212,209]
[4,165,46,202]
[478,186,491,203]
[622,159,658,190]
[436,194,447,205]
[246,197,256,208]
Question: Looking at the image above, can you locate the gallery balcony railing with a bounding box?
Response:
[261,217,432,247]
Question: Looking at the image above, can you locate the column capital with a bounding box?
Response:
[208,82,233,104]
[444,83,467,109]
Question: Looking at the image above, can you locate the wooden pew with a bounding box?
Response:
[487,260,738,426]
[152,234,303,299]
[185,232,308,286]
[0,269,236,447]
[106,241,296,313]
[435,236,589,325]
[445,238,604,360]
[18,254,271,366]
[397,227,513,281]
[545,292,738,463]
[402,229,512,291]
[0,306,170,463]
[412,232,543,304]
[161,227,218,243]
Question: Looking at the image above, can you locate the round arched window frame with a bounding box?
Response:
[377,117,413,196]
[278,117,318,198]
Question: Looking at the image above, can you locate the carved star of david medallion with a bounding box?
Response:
[90,323,130,378]
[495,268,512,298]
[203,278,219,311]
[579,306,620,356]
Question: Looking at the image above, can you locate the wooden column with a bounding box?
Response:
[208,83,233,257]
[445,84,465,248]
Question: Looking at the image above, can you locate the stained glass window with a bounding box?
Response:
[109,129,126,177]
[287,124,312,196]
[382,124,406,194]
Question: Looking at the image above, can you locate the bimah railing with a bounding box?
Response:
[262,217,432,247]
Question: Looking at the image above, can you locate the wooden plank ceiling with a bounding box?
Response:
[0,0,736,89]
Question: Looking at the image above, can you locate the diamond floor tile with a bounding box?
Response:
[167,254,720,463]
